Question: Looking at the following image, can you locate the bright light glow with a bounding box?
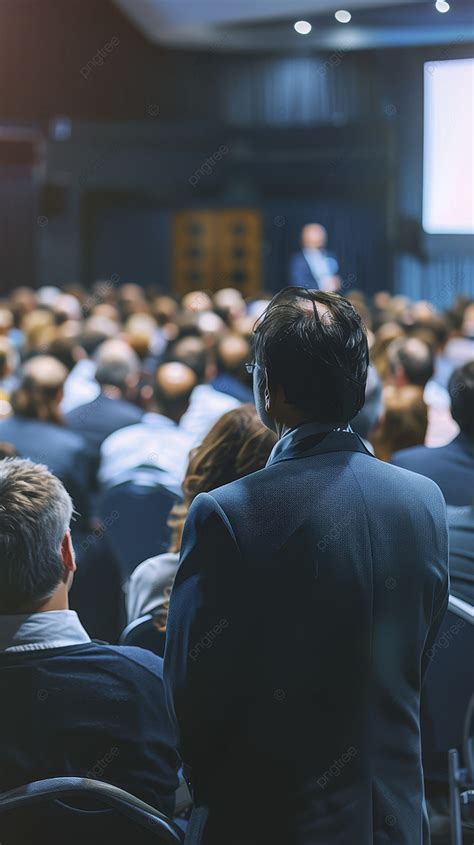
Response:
[335,10,352,23]
[294,20,312,35]
[423,58,474,234]
[435,0,450,12]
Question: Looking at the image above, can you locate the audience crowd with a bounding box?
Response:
[0,278,473,842]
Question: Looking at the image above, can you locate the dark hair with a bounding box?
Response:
[165,336,208,383]
[371,385,428,462]
[449,362,474,438]
[0,442,19,460]
[388,337,434,387]
[253,287,368,423]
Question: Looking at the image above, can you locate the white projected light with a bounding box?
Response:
[294,20,312,34]
[423,58,474,234]
[335,10,352,23]
[435,0,450,12]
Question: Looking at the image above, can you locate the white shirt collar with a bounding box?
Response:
[0,610,91,653]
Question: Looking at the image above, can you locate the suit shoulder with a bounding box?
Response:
[105,644,165,680]
[379,459,446,507]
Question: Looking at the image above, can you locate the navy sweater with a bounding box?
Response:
[0,642,179,816]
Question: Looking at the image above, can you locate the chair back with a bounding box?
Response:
[422,597,474,784]
[119,614,166,657]
[0,777,184,845]
[100,480,181,582]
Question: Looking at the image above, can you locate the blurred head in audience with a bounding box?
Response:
[182,290,213,314]
[166,335,209,383]
[154,362,197,424]
[387,336,434,388]
[0,442,19,459]
[22,309,56,350]
[0,458,74,614]
[11,355,68,425]
[213,288,246,324]
[371,385,428,462]
[125,313,158,359]
[95,338,141,400]
[0,337,17,383]
[449,361,474,440]
[252,287,368,435]
[371,321,406,380]
[0,308,13,336]
[216,333,251,381]
[350,364,383,442]
[169,404,276,553]
[301,223,327,251]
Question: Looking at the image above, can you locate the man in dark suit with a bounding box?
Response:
[65,338,144,458]
[289,223,340,290]
[0,458,179,814]
[165,287,449,845]
[392,361,474,505]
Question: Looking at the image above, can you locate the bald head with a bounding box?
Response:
[12,355,68,422]
[22,355,68,391]
[95,339,140,392]
[301,224,327,250]
[217,333,251,375]
[154,362,197,423]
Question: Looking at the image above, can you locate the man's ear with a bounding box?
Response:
[264,368,272,412]
[61,530,76,579]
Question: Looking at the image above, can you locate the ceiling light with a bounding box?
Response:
[435,0,450,10]
[335,10,352,23]
[294,20,312,35]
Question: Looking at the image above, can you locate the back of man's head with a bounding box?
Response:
[94,339,141,393]
[253,287,368,424]
[154,362,197,423]
[11,356,68,423]
[449,361,474,439]
[165,335,208,383]
[387,337,434,388]
[0,459,73,613]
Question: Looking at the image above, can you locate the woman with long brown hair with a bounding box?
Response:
[126,404,276,624]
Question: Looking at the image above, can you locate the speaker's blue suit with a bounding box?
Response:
[289,250,339,288]
[165,425,449,845]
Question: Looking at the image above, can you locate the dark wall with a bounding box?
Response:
[0,0,472,299]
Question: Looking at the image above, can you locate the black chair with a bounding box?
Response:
[422,596,474,844]
[448,697,474,845]
[119,614,166,657]
[0,777,185,845]
[99,478,181,583]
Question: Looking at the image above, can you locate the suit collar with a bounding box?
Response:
[266,421,372,467]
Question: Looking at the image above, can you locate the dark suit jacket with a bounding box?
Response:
[0,415,93,522]
[164,426,449,845]
[65,393,143,456]
[289,250,339,288]
[448,505,474,604]
[0,642,179,816]
[392,432,474,506]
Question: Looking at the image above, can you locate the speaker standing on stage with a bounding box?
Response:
[289,223,340,290]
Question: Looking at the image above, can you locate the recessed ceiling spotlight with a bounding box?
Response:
[335,10,352,23]
[435,0,450,11]
[294,20,312,35]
